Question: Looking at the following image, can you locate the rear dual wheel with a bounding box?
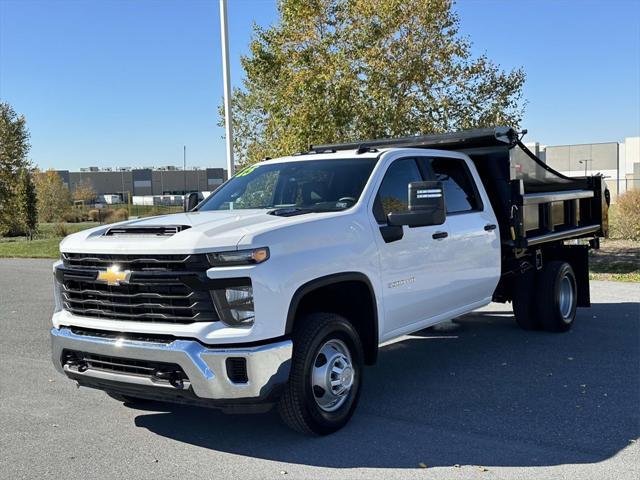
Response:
[513,261,577,332]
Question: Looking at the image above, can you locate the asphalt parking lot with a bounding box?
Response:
[0,258,638,480]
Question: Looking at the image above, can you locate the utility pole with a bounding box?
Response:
[219,0,235,177]
[183,145,187,194]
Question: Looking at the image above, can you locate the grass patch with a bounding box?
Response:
[0,237,63,258]
[589,239,640,283]
[36,222,100,237]
[0,222,100,259]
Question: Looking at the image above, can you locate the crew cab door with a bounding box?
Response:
[427,155,501,312]
[371,154,500,340]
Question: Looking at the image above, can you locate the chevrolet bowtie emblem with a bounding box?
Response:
[96,266,131,286]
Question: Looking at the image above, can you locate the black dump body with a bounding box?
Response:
[312,126,609,253]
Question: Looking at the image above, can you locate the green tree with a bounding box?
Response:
[34,169,71,222]
[15,168,38,238]
[224,0,526,166]
[0,102,32,235]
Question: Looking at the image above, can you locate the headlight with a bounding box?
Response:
[207,247,269,267]
[211,285,255,327]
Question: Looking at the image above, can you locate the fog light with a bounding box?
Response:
[211,285,255,327]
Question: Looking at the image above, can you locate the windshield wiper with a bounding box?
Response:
[267,207,317,217]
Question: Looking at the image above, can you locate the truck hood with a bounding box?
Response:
[60,209,328,255]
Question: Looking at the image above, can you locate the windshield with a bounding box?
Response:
[198,159,377,212]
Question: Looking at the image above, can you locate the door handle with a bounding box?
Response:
[432,231,448,240]
[484,224,497,231]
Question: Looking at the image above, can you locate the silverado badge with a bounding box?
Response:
[96,266,131,286]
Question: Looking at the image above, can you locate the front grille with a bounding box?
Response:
[62,349,188,385]
[58,253,219,324]
[61,252,208,271]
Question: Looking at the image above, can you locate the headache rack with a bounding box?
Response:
[311,126,609,252]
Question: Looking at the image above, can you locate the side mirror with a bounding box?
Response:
[387,181,446,227]
[184,192,200,212]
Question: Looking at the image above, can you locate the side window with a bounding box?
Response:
[374,158,423,223]
[430,158,481,214]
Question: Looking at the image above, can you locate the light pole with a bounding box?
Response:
[183,145,187,195]
[219,0,235,177]
[121,168,125,202]
[578,159,591,177]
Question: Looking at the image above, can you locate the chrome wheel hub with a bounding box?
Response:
[311,339,355,412]
[559,274,575,321]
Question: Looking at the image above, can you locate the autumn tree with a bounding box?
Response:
[0,102,32,235]
[34,170,71,222]
[73,178,97,204]
[224,0,526,166]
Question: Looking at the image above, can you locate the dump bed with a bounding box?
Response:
[312,127,609,255]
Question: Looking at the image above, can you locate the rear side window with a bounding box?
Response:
[373,158,423,223]
[429,158,481,214]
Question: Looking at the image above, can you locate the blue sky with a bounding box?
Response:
[1,0,639,171]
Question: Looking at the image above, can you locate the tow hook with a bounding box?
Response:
[64,355,88,372]
[153,369,185,389]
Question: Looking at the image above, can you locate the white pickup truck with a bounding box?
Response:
[51,127,608,435]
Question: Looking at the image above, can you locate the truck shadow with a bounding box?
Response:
[133,301,639,469]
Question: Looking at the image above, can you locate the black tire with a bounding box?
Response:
[537,261,578,333]
[106,392,152,404]
[278,312,364,435]
[512,268,540,330]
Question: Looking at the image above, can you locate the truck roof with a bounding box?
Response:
[258,149,382,166]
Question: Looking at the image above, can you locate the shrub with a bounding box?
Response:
[610,190,640,241]
[110,208,129,222]
[62,211,84,223]
[53,223,70,237]
[88,209,100,222]
[99,209,114,223]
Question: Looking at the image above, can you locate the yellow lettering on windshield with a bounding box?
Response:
[235,165,259,177]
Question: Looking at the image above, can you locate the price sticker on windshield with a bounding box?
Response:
[235,165,260,177]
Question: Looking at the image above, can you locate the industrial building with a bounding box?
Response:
[521,136,638,201]
[55,166,227,205]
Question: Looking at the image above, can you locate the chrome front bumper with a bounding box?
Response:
[51,327,292,401]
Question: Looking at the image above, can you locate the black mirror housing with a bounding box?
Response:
[184,192,201,212]
[387,181,446,227]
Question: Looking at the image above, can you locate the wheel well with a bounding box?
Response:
[286,274,378,365]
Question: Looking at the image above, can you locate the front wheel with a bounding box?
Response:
[278,312,363,435]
